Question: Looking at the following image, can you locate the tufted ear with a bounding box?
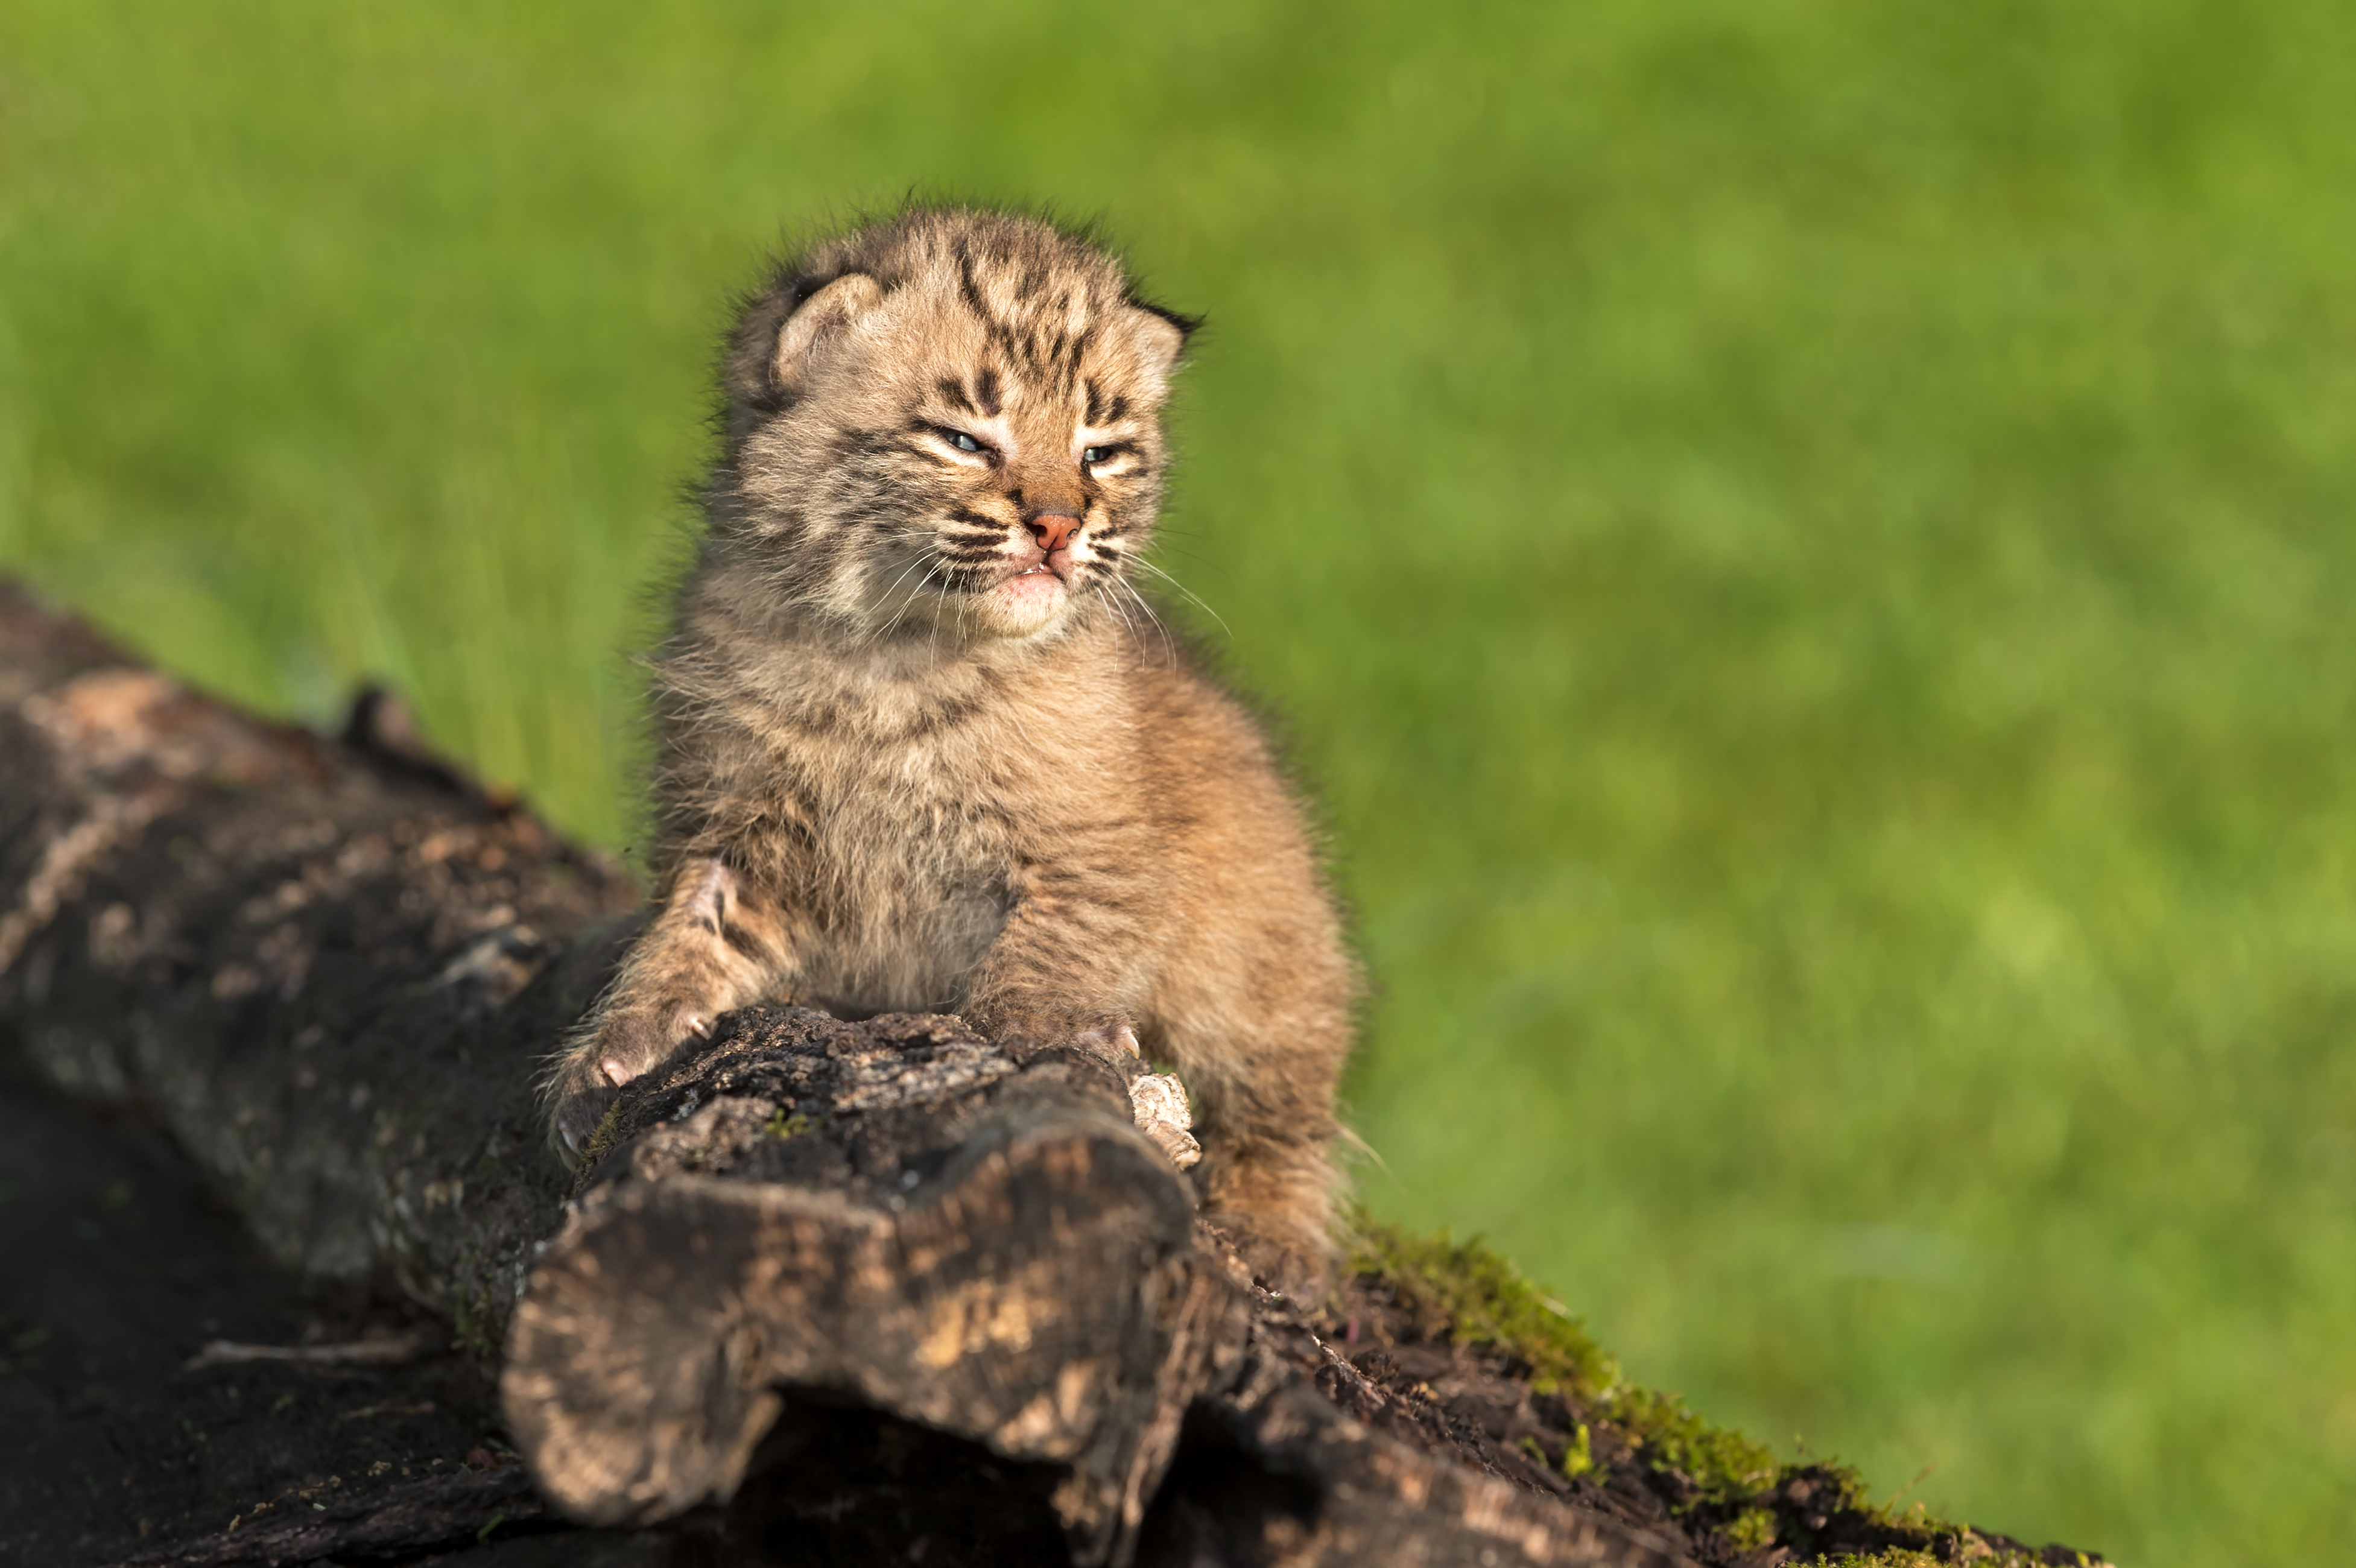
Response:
[769,272,883,397]
[774,272,884,387]
[727,272,885,406]
[1120,303,1191,381]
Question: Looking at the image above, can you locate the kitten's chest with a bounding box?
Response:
[781,712,1043,1009]
[813,733,1017,879]
[723,641,1123,908]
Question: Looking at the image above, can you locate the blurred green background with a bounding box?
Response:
[4,1,2351,1560]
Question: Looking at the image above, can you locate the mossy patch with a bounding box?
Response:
[1347,1222,1620,1400]
[575,1099,631,1172]
[1800,1556,2101,1568]
[1348,1219,1775,1507]
[1340,1218,2104,1566]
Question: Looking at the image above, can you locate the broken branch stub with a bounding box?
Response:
[504,1007,1249,1567]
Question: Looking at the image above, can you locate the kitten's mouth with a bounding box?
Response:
[998,562,1067,604]
[998,552,1075,592]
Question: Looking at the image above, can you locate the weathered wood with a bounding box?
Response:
[505,1007,1246,1565]
[116,1468,548,1568]
[0,580,640,1352]
[0,578,1696,1568]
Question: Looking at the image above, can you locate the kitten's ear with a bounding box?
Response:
[1121,304,1192,381]
[731,272,884,404]
[774,273,884,387]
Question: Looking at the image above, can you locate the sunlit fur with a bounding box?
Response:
[546,207,1356,1281]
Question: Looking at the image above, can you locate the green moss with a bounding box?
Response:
[1564,1412,1602,1478]
[1347,1220,1619,1401]
[1560,1421,1596,1482]
[1808,1553,2098,1568]
[1607,1382,1779,1503]
[447,1251,502,1360]
[761,1108,811,1141]
[451,1297,498,1360]
[1340,1219,2107,1566]
[1726,1509,1778,1552]
[1349,1219,1776,1506]
[575,1099,631,1171]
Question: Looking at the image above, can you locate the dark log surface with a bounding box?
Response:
[0,580,640,1348]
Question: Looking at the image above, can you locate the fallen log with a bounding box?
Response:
[0,579,1697,1567]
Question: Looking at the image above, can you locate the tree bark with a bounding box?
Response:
[0,580,1691,1568]
[505,1005,1249,1566]
[0,582,642,1351]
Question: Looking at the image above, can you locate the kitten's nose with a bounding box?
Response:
[1026,511,1080,552]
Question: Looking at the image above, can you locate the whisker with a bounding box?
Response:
[863,544,944,647]
[1130,556,1230,640]
[1097,578,1149,671]
[1118,576,1177,669]
[872,553,935,622]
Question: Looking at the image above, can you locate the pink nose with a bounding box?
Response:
[1027,512,1080,552]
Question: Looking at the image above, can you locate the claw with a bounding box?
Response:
[554,1086,615,1157]
[556,996,720,1160]
[1072,1022,1144,1061]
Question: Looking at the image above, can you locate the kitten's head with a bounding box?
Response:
[711,207,1194,645]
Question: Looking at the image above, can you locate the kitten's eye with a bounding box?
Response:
[950,431,983,453]
[1082,447,1110,465]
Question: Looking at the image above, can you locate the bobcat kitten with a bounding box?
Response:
[546,207,1355,1276]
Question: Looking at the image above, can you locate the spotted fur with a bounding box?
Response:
[545,207,1355,1281]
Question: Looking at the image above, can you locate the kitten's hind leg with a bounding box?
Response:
[1197,1125,1343,1299]
[1155,999,1352,1298]
[544,856,795,1160]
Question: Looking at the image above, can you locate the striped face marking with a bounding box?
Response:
[757,218,1190,642]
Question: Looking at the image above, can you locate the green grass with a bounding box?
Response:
[5,4,2354,1561]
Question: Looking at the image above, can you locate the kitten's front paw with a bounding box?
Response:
[549,1003,715,1160]
[550,1074,621,1162]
